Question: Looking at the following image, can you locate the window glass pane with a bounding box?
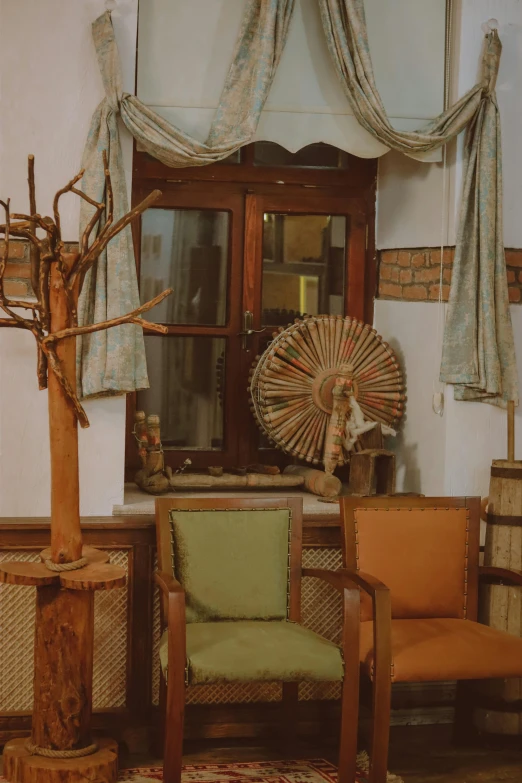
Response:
[142,149,240,165]
[262,214,347,326]
[254,142,349,169]
[140,208,229,325]
[138,336,226,450]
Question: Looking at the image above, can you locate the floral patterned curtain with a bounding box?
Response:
[78,1,295,398]
[318,0,517,406]
[81,0,517,407]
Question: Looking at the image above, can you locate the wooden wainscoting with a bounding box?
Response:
[0,515,453,750]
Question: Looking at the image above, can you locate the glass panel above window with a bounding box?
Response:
[138,336,226,450]
[262,214,347,326]
[253,142,349,169]
[216,149,241,165]
[140,208,229,325]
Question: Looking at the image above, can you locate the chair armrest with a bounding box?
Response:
[303,568,392,686]
[479,565,522,586]
[154,570,184,596]
[154,571,187,687]
[302,567,389,597]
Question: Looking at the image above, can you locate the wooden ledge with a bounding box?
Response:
[0,547,126,590]
[0,561,59,586]
[60,562,126,591]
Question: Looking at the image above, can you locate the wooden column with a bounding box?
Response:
[32,586,94,750]
[0,153,168,783]
[476,400,522,735]
[48,256,81,564]
[0,254,126,783]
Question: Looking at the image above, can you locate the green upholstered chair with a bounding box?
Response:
[155,496,361,783]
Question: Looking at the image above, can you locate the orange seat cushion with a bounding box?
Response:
[361,618,522,682]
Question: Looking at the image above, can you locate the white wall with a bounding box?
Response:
[0,0,138,515]
[374,301,447,495]
[376,0,522,501]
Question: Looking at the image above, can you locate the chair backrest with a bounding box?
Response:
[155,496,303,624]
[340,496,481,622]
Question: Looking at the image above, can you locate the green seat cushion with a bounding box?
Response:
[159,621,343,684]
[169,508,291,622]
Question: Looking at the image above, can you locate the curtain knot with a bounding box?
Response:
[92,11,123,113]
[481,30,501,98]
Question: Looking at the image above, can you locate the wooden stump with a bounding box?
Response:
[348,450,396,496]
[476,458,522,735]
[32,586,94,750]
[0,549,126,783]
[3,738,118,783]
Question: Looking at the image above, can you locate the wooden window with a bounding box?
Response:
[127,142,376,475]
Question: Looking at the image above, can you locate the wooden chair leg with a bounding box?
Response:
[452,679,478,746]
[281,682,299,756]
[155,673,167,757]
[368,670,391,783]
[338,583,362,783]
[337,675,359,783]
[163,668,186,783]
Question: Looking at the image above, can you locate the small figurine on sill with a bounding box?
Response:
[133,411,189,495]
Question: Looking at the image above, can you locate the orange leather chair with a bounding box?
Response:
[340,496,522,783]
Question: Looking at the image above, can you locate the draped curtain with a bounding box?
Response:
[319,0,517,405]
[78,0,295,398]
[79,0,517,407]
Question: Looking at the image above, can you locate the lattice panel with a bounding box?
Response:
[301,548,343,644]
[300,547,343,701]
[0,550,40,711]
[151,547,344,706]
[0,549,129,711]
[92,549,129,708]
[152,555,162,706]
[299,681,342,701]
[187,682,282,705]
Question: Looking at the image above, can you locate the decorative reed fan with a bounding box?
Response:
[249,315,405,470]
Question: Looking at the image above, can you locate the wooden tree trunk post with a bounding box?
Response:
[0,154,168,783]
[49,255,82,564]
[1,259,126,783]
[31,586,94,750]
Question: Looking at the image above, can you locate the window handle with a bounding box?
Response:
[238,311,266,349]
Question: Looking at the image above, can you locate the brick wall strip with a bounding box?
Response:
[2,240,521,305]
[378,247,522,303]
[1,240,79,300]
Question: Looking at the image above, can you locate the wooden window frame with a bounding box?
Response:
[126,144,377,478]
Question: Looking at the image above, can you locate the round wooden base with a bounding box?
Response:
[3,738,119,783]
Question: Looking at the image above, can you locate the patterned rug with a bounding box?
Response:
[121,755,403,783]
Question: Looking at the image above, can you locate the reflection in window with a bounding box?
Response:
[138,336,226,450]
[262,214,347,326]
[140,209,229,326]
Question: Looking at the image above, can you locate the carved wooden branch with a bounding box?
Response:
[42,288,172,344]
[70,188,161,285]
[0,153,169,428]
[0,318,25,328]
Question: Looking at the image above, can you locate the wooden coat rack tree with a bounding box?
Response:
[0,154,170,783]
